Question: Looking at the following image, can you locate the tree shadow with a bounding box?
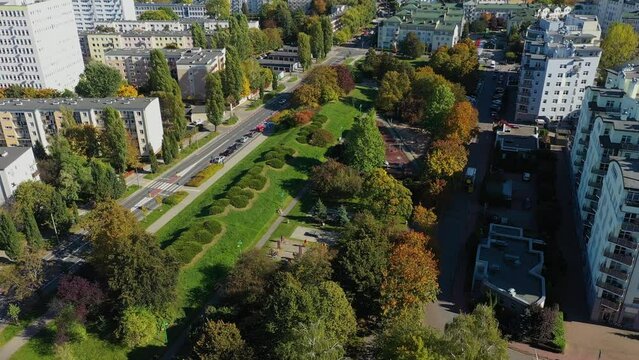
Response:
[184,263,232,310]
[613,332,639,341]
[127,344,165,360]
[286,155,322,174]
[280,178,308,198]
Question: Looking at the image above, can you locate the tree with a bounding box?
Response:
[377,71,411,114]
[344,111,386,172]
[241,1,248,15]
[311,198,328,222]
[292,84,321,107]
[444,101,478,143]
[148,144,159,173]
[88,159,126,202]
[63,124,100,158]
[223,249,279,309]
[469,19,488,33]
[331,64,355,94]
[57,275,104,322]
[33,141,47,161]
[378,308,446,360]
[13,181,74,235]
[117,307,158,348]
[429,39,479,91]
[337,205,349,226]
[423,83,456,135]
[117,83,138,97]
[381,231,439,317]
[17,206,44,249]
[8,304,20,325]
[0,247,44,300]
[361,169,413,220]
[313,0,327,14]
[426,139,468,178]
[101,108,128,173]
[262,272,317,340]
[192,22,208,48]
[287,245,334,287]
[275,321,343,360]
[229,15,253,60]
[206,0,231,19]
[222,46,244,104]
[296,65,340,102]
[412,205,437,235]
[308,281,357,344]
[310,159,363,199]
[443,305,509,360]
[320,16,333,55]
[298,32,312,69]
[192,320,254,360]
[308,17,325,59]
[205,72,225,131]
[400,32,425,59]
[153,90,186,138]
[271,69,278,90]
[148,49,181,97]
[601,23,639,69]
[162,136,174,165]
[0,212,23,259]
[126,134,141,170]
[75,61,122,97]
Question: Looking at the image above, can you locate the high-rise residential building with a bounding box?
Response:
[134,2,206,18]
[78,30,195,62]
[597,0,639,33]
[71,0,136,30]
[0,0,85,91]
[515,14,602,123]
[104,48,226,100]
[231,0,269,15]
[570,64,639,330]
[0,147,39,205]
[0,97,163,156]
[287,0,311,12]
[94,18,259,32]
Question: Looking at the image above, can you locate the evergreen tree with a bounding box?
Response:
[272,69,278,91]
[321,16,333,56]
[298,32,312,69]
[102,107,128,173]
[162,138,174,165]
[32,141,48,161]
[337,205,349,226]
[311,198,328,221]
[148,144,159,173]
[309,18,325,59]
[229,14,252,60]
[191,23,208,48]
[0,212,23,259]
[19,206,43,249]
[241,1,248,15]
[205,72,225,131]
[222,46,244,104]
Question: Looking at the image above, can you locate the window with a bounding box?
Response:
[558,73,563,78]
[544,91,549,95]
[556,82,562,86]
[563,90,569,95]
[553,99,558,103]
[546,82,550,86]
[554,91,560,95]
[622,135,632,143]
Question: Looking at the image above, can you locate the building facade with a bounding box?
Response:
[72,0,136,31]
[287,0,311,12]
[94,18,259,32]
[79,30,196,62]
[0,97,163,156]
[597,0,639,33]
[104,48,226,100]
[231,0,269,15]
[515,14,601,123]
[0,0,85,91]
[134,2,206,18]
[377,2,463,51]
[0,147,39,205]
[570,65,639,330]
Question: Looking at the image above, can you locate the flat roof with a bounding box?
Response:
[0,147,31,170]
[496,123,539,151]
[475,224,545,306]
[611,158,639,189]
[0,97,156,111]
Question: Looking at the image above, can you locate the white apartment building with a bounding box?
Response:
[134,2,206,19]
[0,0,85,91]
[515,14,602,123]
[570,65,639,330]
[0,147,39,205]
[288,0,311,12]
[231,0,269,15]
[72,0,136,31]
[78,30,195,62]
[597,0,639,33]
[95,18,259,32]
[0,97,163,156]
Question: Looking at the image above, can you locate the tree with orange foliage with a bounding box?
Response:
[312,0,327,14]
[294,109,314,126]
[381,231,439,317]
[444,101,478,143]
[117,84,138,98]
[426,139,468,178]
[411,205,437,234]
[292,84,321,107]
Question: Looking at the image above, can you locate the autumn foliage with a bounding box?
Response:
[411,205,437,234]
[331,64,356,94]
[294,109,315,126]
[444,101,478,143]
[426,139,468,178]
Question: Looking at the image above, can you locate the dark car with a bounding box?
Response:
[523,197,533,210]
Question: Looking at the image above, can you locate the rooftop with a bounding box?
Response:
[0,97,157,111]
[0,147,31,170]
[495,123,539,152]
[176,48,225,65]
[611,158,639,189]
[474,224,546,307]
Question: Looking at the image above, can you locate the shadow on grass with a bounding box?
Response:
[127,344,165,360]
[286,155,322,174]
[185,263,232,310]
[280,178,307,198]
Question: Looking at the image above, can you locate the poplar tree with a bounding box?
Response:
[205,72,225,131]
[222,46,244,103]
[148,144,159,173]
[19,206,43,249]
[191,23,208,48]
[162,138,174,165]
[309,18,325,59]
[0,212,22,259]
[298,32,312,70]
[102,107,128,173]
[229,14,252,60]
[321,16,333,56]
[271,69,278,91]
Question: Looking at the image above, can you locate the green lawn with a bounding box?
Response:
[287,76,298,83]
[0,323,26,347]
[9,87,376,360]
[119,184,141,199]
[247,99,263,110]
[144,131,218,180]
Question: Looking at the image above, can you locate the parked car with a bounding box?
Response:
[523,197,533,210]
[490,104,501,111]
[239,136,250,143]
[522,172,531,181]
[212,156,226,164]
[495,87,505,93]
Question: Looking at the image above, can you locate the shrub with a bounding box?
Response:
[309,128,335,147]
[263,150,281,161]
[247,164,264,176]
[312,114,328,125]
[267,158,285,168]
[202,220,222,235]
[167,241,202,264]
[297,135,309,144]
[163,191,188,205]
[278,146,295,156]
[246,175,267,190]
[293,109,315,126]
[208,205,226,215]
[191,229,214,245]
[68,322,88,342]
[270,109,293,124]
[224,114,238,125]
[552,311,566,352]
[186,163,224,187]
[229,194,250,208]
[228,186,253,199]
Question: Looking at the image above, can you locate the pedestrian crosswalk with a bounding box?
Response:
[128,179,183,212]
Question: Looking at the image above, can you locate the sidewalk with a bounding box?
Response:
[0,310,55,360]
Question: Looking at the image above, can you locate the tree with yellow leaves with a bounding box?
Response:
[117,84,138,98]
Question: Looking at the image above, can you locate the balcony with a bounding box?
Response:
[575,149,586,157]
[591,168,607,176]
[600,297,621,311]
[579,138,589,146]
[625,198,639,208]
[621,221,639,233]
[584,193,599,202]
[574,159,584,166]
[609,235,638,250]
[582,205,596,213]
[596,278,625,296]
[603,250,634,266]
[620,142,639,151]
[580,127,590,134]
[600,263,629,281]
[588,180,603,189]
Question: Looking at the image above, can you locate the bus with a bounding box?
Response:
[464,167,477,193]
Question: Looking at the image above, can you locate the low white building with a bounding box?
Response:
[94,18,260,32]
[231,0,270,15]
[0,97,163,156]
[0,147,39,205]
[495,123,539,153]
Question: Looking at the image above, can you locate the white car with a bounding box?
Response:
[522,172,531,182]
[535,118,547,125]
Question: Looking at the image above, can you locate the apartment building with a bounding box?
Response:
[515,14,601,123]
[0,97,163,156]
[377,2,464,51]
[231,0,269,15]
[573,1,598,16]
[94,18,259,32]
[72,0,136,30]
[622,10,639,33]
[79,30,195,62]
[0,0,85,91]
[134,2,206,19]
[0,147,39,205]
[105,48,226,100]
[597,0,639,33]
[570,65,639,330]
[287,0,311,12]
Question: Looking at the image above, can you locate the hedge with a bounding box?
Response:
[167,241,202,264]
[246,175,267,190]
[192,229,214,244]
[186,163,224,187]
[229,194,250,208]
[163,191,189,205]
[312,114,328,125]
[266,158,285,168]
[208,205,226,215]
[202,219,222,235]
[552,311,566,352]
[247,164,265,176]
[225,114,238,125]
[263,150,281,161]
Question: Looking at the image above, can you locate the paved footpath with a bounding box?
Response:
[0,310,55,360]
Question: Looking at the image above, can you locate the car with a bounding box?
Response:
[495,87,505,93]
[279,98,287,104]
[522,172,531,181]
[489,214,509,225]
[239,136,249,143]
[211,156,226,164]
[492,93,503,99]
[523,197,533,210]
[490,104,501,111]
[535,118,547,125]
[492,100,502,105]
[221,149,231,157]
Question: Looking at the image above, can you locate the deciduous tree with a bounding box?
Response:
[400,32,425,59]
[192,320,254,360]
[222,249,279,309]
[344,111,385,172]
[0,247,44,300]
[298,32,312,69]
[442,305,509,360]
[229,15,253,60]
[17,206,44,249]
[310,159,363,199]
[116,84,138,97]
[206,0,231,19]
[117,307,158,348]
[444,101,478,143]
[205,72,225,131]
[321,16,333,55]
[148,144,159,173]
[101,107,128,173]
[57,275,104,322]
[308,17,325,59]
[426,139,468,178]
[377,71,411,114]
[601,23,639,69]
[411,205,437,235]
[331,64,355,94]
[361,168,413,220]
[222,46,244,104]
[191,22,208,48]
[75,62,122,97]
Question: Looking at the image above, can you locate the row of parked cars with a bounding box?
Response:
[490,86,506,119]
[210,130,258,164]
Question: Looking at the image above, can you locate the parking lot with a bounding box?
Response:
[487,172,538,230]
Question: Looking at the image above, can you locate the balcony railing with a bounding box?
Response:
[600,297,621,311]
[625,198,639,208]
[621,221,639,233]
[580,127,590,134]
[576,149,586,156]
[609,235,638,250]
[596,278,625,296]
[603,250,634,266]
[579,138,588,146]
[620,142,639,151]
[588,180,603,188]
[574,159,584,166]
[585,193,599,202]
[591,168,607,176]
[600,263,629,281]
[582,205,596,213]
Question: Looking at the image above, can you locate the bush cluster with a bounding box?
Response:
[166,219,223,264]
[296,113,333,147]
[263,146,294,168]
[308,128,335,147]
[163,191,188,206]
[186,163,224,187]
